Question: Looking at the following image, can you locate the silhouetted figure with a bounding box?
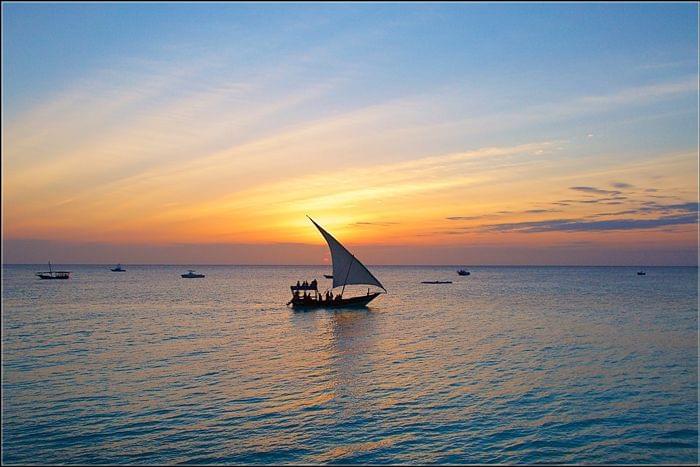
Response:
[297,280,300,287]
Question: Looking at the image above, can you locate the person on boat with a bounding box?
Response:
[296,280,301,287]
[311,279,317,289]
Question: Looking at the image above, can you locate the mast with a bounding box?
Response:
[339,255,355,297]
[48,261,52,274]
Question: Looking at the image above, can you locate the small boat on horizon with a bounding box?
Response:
[287,217,386,309]
[457,269,470,276]
[637,271,646,276]
[111,264,126,272]
[181,270,205,278]
[36,261,71,280]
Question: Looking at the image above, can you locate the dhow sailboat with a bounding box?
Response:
[287,217,386,308]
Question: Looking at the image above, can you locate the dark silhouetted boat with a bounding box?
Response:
[111,264,126,272]
[36,261,71,280]
[181,270,205,278]
[287,217,386,309]
[323,274,333,279]
[457,269,470,276]
[637,271,646,276]
[422,280,452,284]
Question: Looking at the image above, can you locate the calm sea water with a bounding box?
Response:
[2,265,698,464]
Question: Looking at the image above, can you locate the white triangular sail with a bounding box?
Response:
[308,217,386,292]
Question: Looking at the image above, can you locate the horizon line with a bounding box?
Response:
[2,263,697,268]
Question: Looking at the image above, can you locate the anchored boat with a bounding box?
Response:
[181,270,205,278]
[36,261,71,280]
[287,217,386,309]
[111,264,126,272]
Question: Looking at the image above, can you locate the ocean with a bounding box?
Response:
[2,265,698,464]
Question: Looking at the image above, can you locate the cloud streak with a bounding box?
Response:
[569,186,622,196]
[481,213,697,233]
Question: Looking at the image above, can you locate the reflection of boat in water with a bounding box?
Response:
[457,269,470,276]
[288,217,386,309]
[36,261,71,280]
[181,270,205,278]
[323,274,333,279]
[111,264,126,272]
[421,280,452,284]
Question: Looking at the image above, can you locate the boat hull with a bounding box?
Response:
[37,274,70,280]
[290,292,381,309]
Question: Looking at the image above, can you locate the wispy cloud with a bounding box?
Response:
[481,213,697,233]
[569,186,622,196]
[446,208,561,221]
[352,221,399,227]
[611,181,634,189]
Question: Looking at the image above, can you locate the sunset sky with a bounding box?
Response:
[2,3,698,265]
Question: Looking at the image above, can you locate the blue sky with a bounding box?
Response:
[2,2,698,264]
[4,3,697,113]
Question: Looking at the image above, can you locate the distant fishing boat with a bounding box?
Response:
[637,271,646,276]
[287,217,386,308]
[181,270,205,278]
[323,274,333,279]
[422,280,452,284]
[36,261,71,280]
[457,269,470,276]
[111,264,126,272]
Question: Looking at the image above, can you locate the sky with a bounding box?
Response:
[2,2,699,265]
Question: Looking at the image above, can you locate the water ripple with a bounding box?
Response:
[2,265,697,464]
